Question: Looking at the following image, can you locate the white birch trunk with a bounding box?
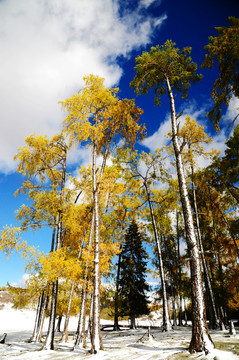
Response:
[36,292,48,342]
[176,211,183,326]
[44,279,58,350]
[75,213,94,349]
[31,291,44,342]
[91,141,102,353]
[165,76,214,353]
[44,148,67,350]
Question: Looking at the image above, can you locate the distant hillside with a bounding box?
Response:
[0,290,13,309]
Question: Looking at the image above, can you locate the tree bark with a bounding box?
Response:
[165,76,214,353]
[144,181,171,331]
[90,141,102,354]
[31,291,44,342]
[176,211,183,326]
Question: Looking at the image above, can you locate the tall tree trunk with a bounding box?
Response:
[75,213,94,349]
[61,233,86,343]
[176,211,183,326]
[91,141,103,354]
[60,283,75,343]
[144,181,172,331]
[44,149,67,350]
[36,292,49,342]
[171,282,177,327]
[44,214,63,349]
[32,226,56,343]
[165,76,214,353]
[31,291,45,342]
[44,279,58,350]
[191,164,219,329]
[75,285,88,348]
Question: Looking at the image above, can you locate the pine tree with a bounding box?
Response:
[131,41,214,353]
[118,221,150,329]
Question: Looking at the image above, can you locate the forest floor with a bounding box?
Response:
[0,303,238,359]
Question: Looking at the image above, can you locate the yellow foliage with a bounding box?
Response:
[0,226,28,257]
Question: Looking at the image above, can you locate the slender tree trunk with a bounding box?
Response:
[32,225,56,343]
[44,279,58,350]
[144,181,172,331]
[91,141,102,353]
[36,292,49,342]
[60,283,75,343]
[56,316,62,332]
[74,213,94,349]
[61,235,86,343]
[44,149,67,350]
[166,76,214,353]
[184,298,188,326]
[75,286,87,348]
[171,283,177,327]
[44,213,63,349]
[130,314,136,329]
[176,211,183,326]
[191,165,219,329]
[31,291,44,342]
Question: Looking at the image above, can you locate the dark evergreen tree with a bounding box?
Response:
[118,221,150,329]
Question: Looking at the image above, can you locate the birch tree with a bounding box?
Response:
[131,40,214,353]
[60,74,145,353]
[14,133,70,349]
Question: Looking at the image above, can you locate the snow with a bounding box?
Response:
[0,303,238,359]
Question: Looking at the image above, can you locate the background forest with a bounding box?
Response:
[0,2,238,357]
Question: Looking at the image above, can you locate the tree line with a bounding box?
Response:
[0,16,238,355]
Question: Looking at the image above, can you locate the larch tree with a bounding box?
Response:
[131,40,214,353]
[60,74,145,353]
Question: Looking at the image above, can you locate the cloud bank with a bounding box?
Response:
[0,0,166,173]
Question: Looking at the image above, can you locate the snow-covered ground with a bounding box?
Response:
[0,303,238,359]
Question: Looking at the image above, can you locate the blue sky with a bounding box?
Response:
[0,0,238,287]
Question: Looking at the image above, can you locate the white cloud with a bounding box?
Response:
[142,101,228,170]
[10,273,30,288]
[142,113,172,151]
[0,0,166,174]
[139,0,161,9]
[222,95,239,132]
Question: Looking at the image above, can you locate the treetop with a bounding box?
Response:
[130,40,202,106]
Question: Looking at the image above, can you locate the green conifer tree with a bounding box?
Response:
[118,221,150,329]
